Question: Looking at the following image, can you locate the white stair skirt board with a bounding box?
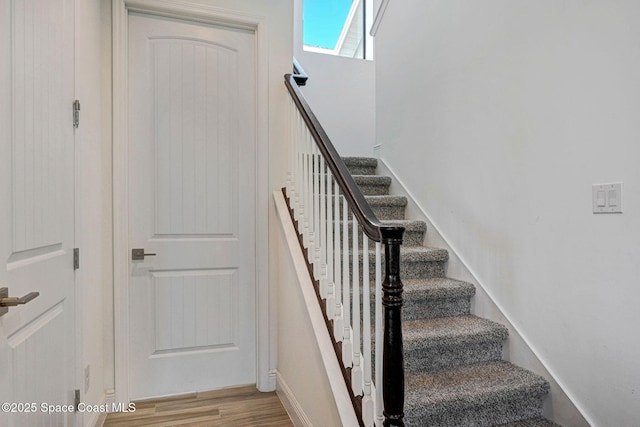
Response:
[274,191,360,427]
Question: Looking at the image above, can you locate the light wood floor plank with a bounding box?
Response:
[103,386,293,427]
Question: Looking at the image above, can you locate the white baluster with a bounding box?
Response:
[352,215,363,396]
[362,233,374,426]
[325,166,335,319]
[342,200,352,367]
[307,136,316,257]
[286,99,292,196]
[293,109,299,207]
[375,242,383,426]
[309,141,316,271]
[313,145,321,280]
[289,100,297,202]
[301,131,310,247]
[290,101,297,201]
[292,107,300,217]
[298,115,305,222]
[295,111,303,217]
[319,155,327,298]
[333,182,344,340]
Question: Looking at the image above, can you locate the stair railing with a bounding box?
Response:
[284,60,406,427]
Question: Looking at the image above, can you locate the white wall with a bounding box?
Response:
[273,192,348,427]
[75,0,112,424]
[375,1,640,426]
[293,0,376,157]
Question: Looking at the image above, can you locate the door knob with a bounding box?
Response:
[0,287,40,317]
[131,248,157,261]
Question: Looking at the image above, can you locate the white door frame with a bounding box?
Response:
[112,0,272,404]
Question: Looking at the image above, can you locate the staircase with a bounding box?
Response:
[344,157,560,427]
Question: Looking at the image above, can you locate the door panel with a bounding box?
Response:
[153,40,237,237]
[0,0,76,425]
[127,13,256,399]
[153,269,235,352]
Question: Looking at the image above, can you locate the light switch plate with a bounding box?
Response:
[593,183,623,214]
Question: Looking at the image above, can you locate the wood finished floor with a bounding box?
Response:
[103,386,294,427]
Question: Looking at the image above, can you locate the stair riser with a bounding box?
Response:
[398,231,424,247]
[403,297,471,321]
[405,341,504,373]
[333,179,390,196]
[371,204,405,220]
[328,202,406,220]
[355,183,391,196]
[308,156,376,176]
[400,260,446,280]
[344,257,446,282]
[405,394,547,427]
[334,290,473,325]
[346,165,376,175]
[335,225,425,248]
[326,199,406,221]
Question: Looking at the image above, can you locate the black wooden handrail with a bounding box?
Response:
[286,62,406,427]
[292,57,308,86]
[284,73,404,245]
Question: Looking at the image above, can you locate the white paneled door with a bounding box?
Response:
[0,0,77,426]
[127,14,257,399]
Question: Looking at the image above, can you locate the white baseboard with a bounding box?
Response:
[104,389,116,406]
[276,371,312,427]
[92,412,108,427]
[86,391,110,427]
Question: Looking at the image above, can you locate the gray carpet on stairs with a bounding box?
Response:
[343,157,559,427]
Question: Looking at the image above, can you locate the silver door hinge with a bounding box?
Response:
[73,100,80,128]
[74,248,80,270]
[74,389,80,412]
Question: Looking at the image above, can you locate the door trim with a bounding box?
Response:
[112,0,272,404]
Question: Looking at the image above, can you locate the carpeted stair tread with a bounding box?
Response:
[403,277,475,299]
[340,219,427,231]
[358,246,448,277]
[338,219,425,230]
[353,245,447,260]
[379,219,427,232]
[403,315,508,351]
[353,246,448,281]
[364,195,407,220]
[405,361,550,426]
[340,219,426,247]
[364,195,407,206]
[343,156,378,175]
[403,315,508,372]
[352,175,392,186]
[400,245,449,263]
[494,417,561,427]
[342,156,377,167]
[403,278,476,320]
[356,245,447,261]
[349,218,426,236]
[344,174,392,195]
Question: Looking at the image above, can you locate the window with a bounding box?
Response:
[303,0,373,59]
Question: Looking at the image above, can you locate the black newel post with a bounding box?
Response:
[381,228,405,427]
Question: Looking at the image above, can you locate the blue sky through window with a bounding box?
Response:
[303,0,353,49]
